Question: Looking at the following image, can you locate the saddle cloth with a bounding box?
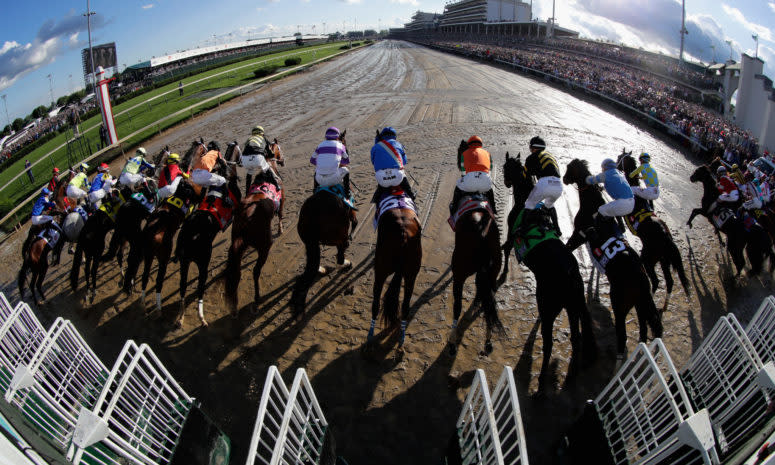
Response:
[248,182,282,212]
[37,224,61,249]
[315,184,356,210]
[373,192,417,230]
[624,208,655,236]
[199,190,237,231]
[588,235,628,274]
[448,195,493,231]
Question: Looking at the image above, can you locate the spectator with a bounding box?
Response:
[25,159,34,183]
[179,81,184,97]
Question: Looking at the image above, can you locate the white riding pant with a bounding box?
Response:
[191,169,226,187]
[719,191,739,203]
[743,198,763,210]
[119,172,144,187]
[524,176,563,209]
[66,185,87,201]
[456,171,492,193]
[632,185,660,201]
[157,177,182,200]
[315,167,349,187]
[375,168,405,188]
[598,197,635,217]
[241,154,271,176]
[88,189,107,206]
[31,215,54,226]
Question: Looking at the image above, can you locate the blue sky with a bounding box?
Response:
[1,0,774,123]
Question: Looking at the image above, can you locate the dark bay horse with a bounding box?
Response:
[687,165,773,275]
[231,140,286,234]
[367,194,422,350]
[291,130,357,316]
[100,183,157,278]
[500,152,596,380]
[564,159,662,362]
[176,164,241,327]
[617,152,689,307]
[19,220,64,306]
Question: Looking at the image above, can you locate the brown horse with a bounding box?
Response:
[291,130,357,316]
[367,195,422,350]
[235,139,286,233]
[19,221,63,306]
[448,200,503,356]
[176,164,241,327]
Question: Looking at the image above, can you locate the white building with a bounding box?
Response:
[733,54,775,151]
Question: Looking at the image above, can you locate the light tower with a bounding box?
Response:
[47,74,55,108]
[753,34,759,58]
[83,0,96,90]
[678,0,688,64]
[1,95,10,131]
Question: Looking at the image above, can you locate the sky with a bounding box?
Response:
[1,0,774,124]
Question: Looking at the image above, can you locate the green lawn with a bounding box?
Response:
[0,42,357,209]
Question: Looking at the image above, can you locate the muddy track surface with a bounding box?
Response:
[1,41,772,465]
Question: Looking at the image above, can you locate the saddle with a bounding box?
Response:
[315,184,356,210]
[248,182,282,212]
[711,207,736,230]
[37,223,62,249]
[198,189,238,231]
[164,182,197,218]
[98,191,128,223]
[448,194,493,231]
[373,191,417,229]
[510,208,559,262]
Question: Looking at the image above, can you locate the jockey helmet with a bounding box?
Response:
[717,165,727,175]
[380,127,397,140]
[41,187,52,196]
[252,125,264,135]
[529,136,546,149]
[166,153,181,164]
[97,163,109,173]
[207,141,220,152]
[135,147,147,157]
[52,167,60,174]
[639,152,650,163]
[79,162,89,172]
[467,135,483,146]
[325,127,340,140]
[601,159,617,171]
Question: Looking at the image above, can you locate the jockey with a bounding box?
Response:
[523,136,561,230]
[66,163,90,205]
[449,135,495,216]
[157,153,189,200]
[311,127,351,198]
[191,141,228,194]
[586,158,634,220]
[47,167,60,192]
[242,125,281,192]
[714,165,739,211]
[629,152,660,201]
[31,188,57,227]
[370,127,416,202]
[88,163,116,209]
[119,148,155,188]
[739,171,763,211]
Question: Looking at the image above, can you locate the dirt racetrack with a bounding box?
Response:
[1,40,773,464]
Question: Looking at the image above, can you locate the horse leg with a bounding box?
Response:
[83,255,93,306]
[176,259,190,328]
[447,275,464,356]
[658,257,674,313]
[140,253,153,310]
[252,246,269,313]
[641,250,659,294]
[398,271,418,348]
[18,260,29,301]
[687,208,703,227]
[195,252,211,326]
[292,240,321,317]
[88,253,99,305]
[278,191,285,235]
[153,253,171,315]
[610,290,628,364]
[336,245,351,269]
[225,239,247,317]
[36,262,48,303]
[368,265,389,345]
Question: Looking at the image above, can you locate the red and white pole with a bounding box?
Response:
[94,66,118,145]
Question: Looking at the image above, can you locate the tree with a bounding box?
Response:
[1,125,9,136]
[57,95,68,107]
[363,29,377,36]
[12,118,24,132]
[30,105,48,119]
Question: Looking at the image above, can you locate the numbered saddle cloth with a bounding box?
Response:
[248,182,282,213]
[448,194,493,231]
[510,209,559,263]
[130,191,156,213]
[624,208,654,236]
[199,190,237,231]
[588,234,629,274]
[37,224,61,249]
[314,184,356,210]
[711,207,736,230]
[165,194,194,217]
[98,191,128,223]
[373,192,417,230]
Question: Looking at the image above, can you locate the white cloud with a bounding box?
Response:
[721,4,773,42]
[769,2,775,13]
[339,0,362,4]
[141,4,154,9]
[390,0,419,5]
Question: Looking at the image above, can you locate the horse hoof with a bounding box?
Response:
[448,344,457,356]
[175,319,184,329]
[200,318,208,328]
[482,341,493,356]
[318,266,328,275]
[340,259,352,269]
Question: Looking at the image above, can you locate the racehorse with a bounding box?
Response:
[176,163,241,327]
[617,152,690,307]
[228,140,286,234]
[19,218,64,306]
[499,153,596,378]
[687,165,774,275]
[564,159,662,362]
[291,129,357,316]
[448,140,503,356]
[367,191,422,350]
[181,138,206,172]
[100,183,158,278]
[151,145,171,178]
[21,177,72,262]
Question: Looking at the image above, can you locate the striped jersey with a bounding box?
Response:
[630,163,659,187]
[525,150,560,178]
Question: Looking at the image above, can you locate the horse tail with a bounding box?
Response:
[666,234,690,296]
[475,215,503,334]
[70,239,84,293]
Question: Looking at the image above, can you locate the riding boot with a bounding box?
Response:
[449,187,463,216]
[615,216,626,236]
[550,207,561,235]
[51,239,65,266]
[313,179,319,193]
[245,173,253,196]
[400,178,416,200]
[486,189,497,215]
[343,173,352,200]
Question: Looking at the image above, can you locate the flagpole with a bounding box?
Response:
[753,35,759,59]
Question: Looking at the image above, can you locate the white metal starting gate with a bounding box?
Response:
[594,339,718,465]
[4,317,108,453]
[70,341,194,465]
[0,300,47,395]
[456,366,529,465]
[246,366,330,465]
[681,314,775,456]
[745,295,775,365]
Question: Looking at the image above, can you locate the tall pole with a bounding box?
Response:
[47,74,55,108]
[84,0,96,91]
[550,0,555,38]
[1,95,10,130]
[726,39,733,61]
[753,34,759,58]
[679,0,687,65]
[710,45,716,63]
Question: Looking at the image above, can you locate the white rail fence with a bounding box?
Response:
[456,366,529,465]
[246,366,331,465]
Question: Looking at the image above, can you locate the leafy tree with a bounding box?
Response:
[31,105,48,119]
[57,95,68,106]
[12,118,24,132]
